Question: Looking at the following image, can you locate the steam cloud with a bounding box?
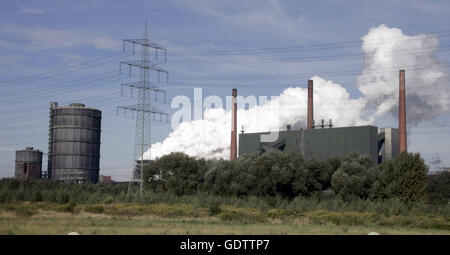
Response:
[144,24,449,160]
[357,25,448,123]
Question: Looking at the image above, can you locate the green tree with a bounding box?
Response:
[143,152,206,196]
[331,152,375,200]
[373,152,428,202]
[247,150,299,197]
[303,158,334,194]
[203,158,236,196]
[234,154,259,196]
[426,171,450,204]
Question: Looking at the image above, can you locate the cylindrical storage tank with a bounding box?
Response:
[49,103,101,183]
[15,146,43,179]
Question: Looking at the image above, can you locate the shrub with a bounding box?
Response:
[208,201,222,216]
[218,206,266,223]
[57,202,77,213]
[84,205,105,214]
[14,204,38,217]
[0,189,11,203]
[307,210,375,226]
[427,172,450,204]
[103,196,114,204]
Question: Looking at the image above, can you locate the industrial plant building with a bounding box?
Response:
[234,70,407,164]
[47,102,102,183]
[238,126,398,165]
[15,146,43,179]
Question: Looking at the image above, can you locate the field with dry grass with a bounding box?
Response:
[0,202,448,235]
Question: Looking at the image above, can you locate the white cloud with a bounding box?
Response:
[357,24,448,123]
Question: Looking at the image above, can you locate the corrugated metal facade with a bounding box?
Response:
[15,147,43,179]
[239,126,390,165]
[48,103,101,183]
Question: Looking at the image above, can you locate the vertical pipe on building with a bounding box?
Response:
[307,80,314,129]
[230,89,237,160]
[47,102,57,180]
[399,70,407,154]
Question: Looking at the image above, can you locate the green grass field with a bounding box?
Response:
[0,202,449,235]
[1,213,450,235]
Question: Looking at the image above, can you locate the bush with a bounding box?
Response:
[57,202,77,213]
[208,201,222,216]
[103,196,114,204]
[0,189,11,203]
[427,172,450,204]
[307,210,376,226]
[14,204,38,217]
[84,205,105,214]
[218,206,266,223]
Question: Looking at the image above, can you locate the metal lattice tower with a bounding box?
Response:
[117,21,168,196]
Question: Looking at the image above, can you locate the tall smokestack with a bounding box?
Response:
[230,89,237,160]
[399,70,407,154]
[307,80,314,129]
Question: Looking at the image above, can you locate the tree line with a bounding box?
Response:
[143,151,446,203]
[0,151,449,205]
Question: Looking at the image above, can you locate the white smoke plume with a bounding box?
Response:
[358,24,448,123]
[145,24,449,160]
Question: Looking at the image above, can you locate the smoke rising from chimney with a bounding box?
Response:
[357,24,449,124]
[144,24,449,160]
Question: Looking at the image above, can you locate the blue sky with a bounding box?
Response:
[1,0,450,181]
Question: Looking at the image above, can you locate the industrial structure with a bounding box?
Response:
[230,88,238,160]
[399,70,407,154]
[99,175,113,183]
[15,146,43,179]
[117,22,169,195]
[307,79,314,130]
[237,70,407,164]
[239,126,398,165]
[47,102,102,183]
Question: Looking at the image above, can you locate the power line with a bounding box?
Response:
[166,44,450,65]
[0,95,131,124]
[0,90,123,115]
[169,30,450,56]
[170,63,450,82]
[2,70,119,96]
[0,52,130,87]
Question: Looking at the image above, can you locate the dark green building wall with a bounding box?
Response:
[238,126,379,165]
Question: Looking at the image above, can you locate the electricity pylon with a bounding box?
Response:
[117,21,168,196]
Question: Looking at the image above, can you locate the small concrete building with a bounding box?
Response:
[15,146,43,179]
[99,175,113,183]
